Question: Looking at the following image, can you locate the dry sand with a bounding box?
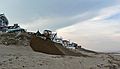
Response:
[0,44,120,69]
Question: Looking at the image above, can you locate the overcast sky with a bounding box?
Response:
[0,0,120,52]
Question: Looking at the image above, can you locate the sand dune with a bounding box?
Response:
[0,33,120,69]
[30,36,88,57]
[0,44,120,69]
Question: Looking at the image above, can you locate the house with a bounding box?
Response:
[35,30,41,36]
[0,14,26,33]
[7,24,26,33]
[0,14,9,32]
[62,40,70,47]
[54,38,63,44]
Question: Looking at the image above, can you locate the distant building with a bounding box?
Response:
[36,30,41,36]
[0,14,26,33]
[62,40,70,47]
[7,24,26,33]
[0,14,9,32]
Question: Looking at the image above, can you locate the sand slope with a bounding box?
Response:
[30,36,87,57]
[0,44,120,69]
[0,33,120,69]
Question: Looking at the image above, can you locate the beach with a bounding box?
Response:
[0,45,120,69]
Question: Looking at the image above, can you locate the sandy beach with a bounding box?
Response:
[0,44,120,69]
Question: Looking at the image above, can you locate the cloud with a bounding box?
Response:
[20,17,60,32]
[91,5,120,21]
[20,11,98,32]
[1,0,117,26]
[56,5,120,52]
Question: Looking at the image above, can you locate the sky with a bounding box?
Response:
[0,0,120,52]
